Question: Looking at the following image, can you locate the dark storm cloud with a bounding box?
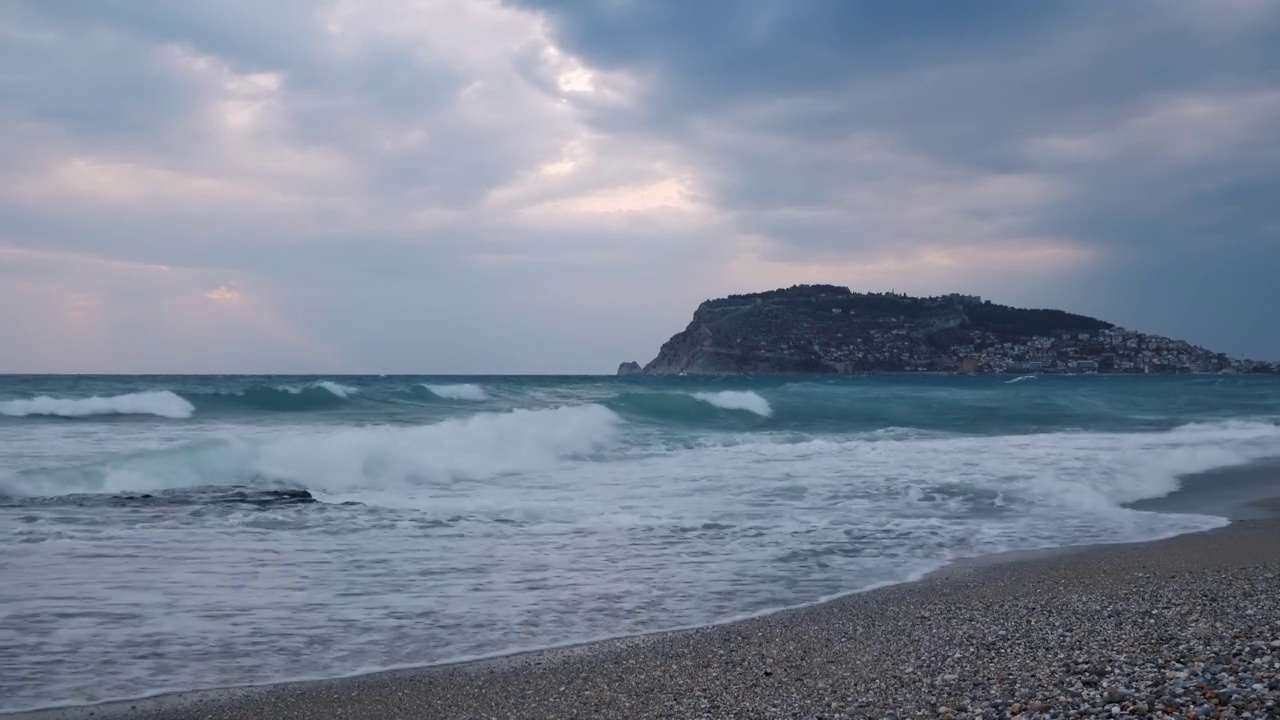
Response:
[0,4,198,142]
[508,1,1061,103]
[512,0,1280,212]
[511,1,1275,139]
[508,0,1280,358]
[12,0,328,74]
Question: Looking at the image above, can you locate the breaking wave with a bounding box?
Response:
[1,404,621,501]
[309,381,358,399]
[605,391,774,425]
[691,391,773,417]
[1005,375,1037,384]
[0,391,194,419]
[6,417,1279,536]
[189,382,361,413]
[423,383,488,401]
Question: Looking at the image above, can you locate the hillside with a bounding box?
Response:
[621,285,1269,375]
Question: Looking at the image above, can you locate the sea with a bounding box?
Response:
[3,374,1280,712]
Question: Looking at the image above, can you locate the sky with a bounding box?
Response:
[1,0,1278,373]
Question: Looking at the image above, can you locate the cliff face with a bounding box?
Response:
[630,284,1220,375]
[641,305,833,374]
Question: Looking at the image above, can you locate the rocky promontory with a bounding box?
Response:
[622,284,1273,375]
[616,361,642,376]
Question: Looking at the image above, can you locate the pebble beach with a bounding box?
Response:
[13,501,1280,720]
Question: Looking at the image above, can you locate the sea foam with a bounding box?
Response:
[691,391,773,417]
[0,391,195,419]
[261,404,618,501]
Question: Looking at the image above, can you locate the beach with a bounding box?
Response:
[13,497,1280,719]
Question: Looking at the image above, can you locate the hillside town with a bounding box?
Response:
[928,326,1273,375]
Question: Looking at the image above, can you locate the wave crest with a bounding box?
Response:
[191,382,359,412]
[309,381,357,399]
[605,391,774,425]
[0,391,194,419]
[423,384,488,401]
[691,391,772,417]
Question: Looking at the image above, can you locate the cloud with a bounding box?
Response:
[0,244,331,372]
[1,0,734,372]
[0,0,1277,370]
[510,0,1280,358]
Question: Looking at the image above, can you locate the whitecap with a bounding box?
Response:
[423,383,488,401]
[0,391,194,419]
[690,390,772,417]
[312,381,358,399]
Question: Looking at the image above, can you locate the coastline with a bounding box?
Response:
[10,479,1280,719]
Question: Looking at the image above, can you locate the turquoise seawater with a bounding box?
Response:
[2,374,1279,711]
[3,373,1279,431]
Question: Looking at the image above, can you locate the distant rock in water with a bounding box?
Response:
[629,284,1272,375]
[227,488,317,507]
[616,361,642,376]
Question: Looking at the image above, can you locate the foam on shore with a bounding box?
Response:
[15,506,1280,720]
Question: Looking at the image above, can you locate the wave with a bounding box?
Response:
[309,381,358,399]
[1,404,621,500]
[1004,375,1037,384]
[605,391,775,426]
[691,391,772,417]
[0,391,194,419]
[610,381,1193,431]
[7,417,1277,535]
[422,383,488,401]
[191,382,360,413]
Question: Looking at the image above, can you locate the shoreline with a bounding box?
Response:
[11,490,1280,719]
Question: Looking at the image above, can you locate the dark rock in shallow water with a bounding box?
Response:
[10,486,320,510]
[108,487,316,508]
[223,488,316,507]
